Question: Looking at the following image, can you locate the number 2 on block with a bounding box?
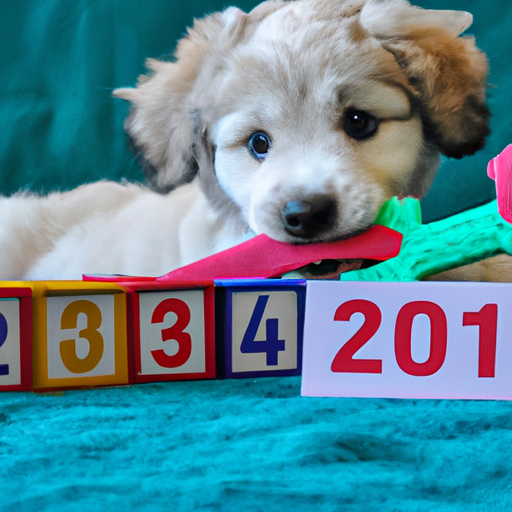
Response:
[0,313,8,376]
[241,295,285,366]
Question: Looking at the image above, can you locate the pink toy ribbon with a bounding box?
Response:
[158,225,402,282]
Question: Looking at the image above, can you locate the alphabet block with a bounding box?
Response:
[215,279,306,378]
[0,286,32,391]
[126,281,216,383]
[29,281,129,391]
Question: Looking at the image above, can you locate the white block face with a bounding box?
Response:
[302,281,512,400]
[230,291,298,374]
[0,299,21,387]
[138,290,206,375]
[46,295,116,379]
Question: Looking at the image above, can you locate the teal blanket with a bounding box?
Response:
[4,379,512,511]
[1,2,512,511]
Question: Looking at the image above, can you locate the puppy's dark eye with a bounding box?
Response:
[343,110,379,140]
[248,132,271,160]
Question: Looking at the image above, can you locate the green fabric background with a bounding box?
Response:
[0,0,510,222]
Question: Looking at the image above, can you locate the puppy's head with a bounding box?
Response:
[115,0,490,243]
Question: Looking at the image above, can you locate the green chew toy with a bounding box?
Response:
[339,197,512,282]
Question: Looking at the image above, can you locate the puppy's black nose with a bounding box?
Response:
[281,197,337,239]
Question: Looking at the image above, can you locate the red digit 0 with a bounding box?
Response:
[151,299,192,368]
[463,304,498,378]
[395,301,447,377]
[331,299,382,373]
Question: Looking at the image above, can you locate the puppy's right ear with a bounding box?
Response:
[114,2,285,192]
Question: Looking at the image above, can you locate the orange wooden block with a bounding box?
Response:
[26,281,129,391]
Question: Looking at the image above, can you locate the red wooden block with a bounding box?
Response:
[123,280,216,383]
[0,287,32,391]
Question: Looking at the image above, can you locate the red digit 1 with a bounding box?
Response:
[151,299,192,368]
[395,301,447,377]
[463,304,498,378]
[331,300,382,373]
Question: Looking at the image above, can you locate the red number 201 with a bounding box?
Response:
[331,300,498,378]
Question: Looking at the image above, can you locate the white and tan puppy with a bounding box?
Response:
[0,0,492,279]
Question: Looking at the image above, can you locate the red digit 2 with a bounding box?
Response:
[331,300,382,373]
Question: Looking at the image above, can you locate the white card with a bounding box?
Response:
[301,281,512,400]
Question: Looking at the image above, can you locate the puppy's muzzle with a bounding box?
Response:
[281,196,337,239]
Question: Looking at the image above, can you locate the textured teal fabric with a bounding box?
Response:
[3,378,512,511]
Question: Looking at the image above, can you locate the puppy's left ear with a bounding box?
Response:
[361,0,490,159]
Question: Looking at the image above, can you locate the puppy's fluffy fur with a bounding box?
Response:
[0,0,497,279]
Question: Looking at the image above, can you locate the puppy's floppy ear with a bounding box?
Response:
[113,56,197,193]
[113,8,246,192]
[361,0,490,159]
[114,2,286,192]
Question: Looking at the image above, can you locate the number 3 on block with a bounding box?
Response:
[137,289,208,378]
[60,300,104,374]
[150,298,192,368]
[46,295,116,379]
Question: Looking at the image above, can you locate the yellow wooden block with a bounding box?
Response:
[22,281,129,391]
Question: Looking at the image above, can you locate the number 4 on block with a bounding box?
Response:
[301,281,512,400]
[215,279,306,378]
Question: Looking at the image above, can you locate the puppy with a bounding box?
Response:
[0,0,492,280]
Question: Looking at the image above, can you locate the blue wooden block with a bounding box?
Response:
[215,279,306,379]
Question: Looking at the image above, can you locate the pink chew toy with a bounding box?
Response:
[488,144,512,223]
